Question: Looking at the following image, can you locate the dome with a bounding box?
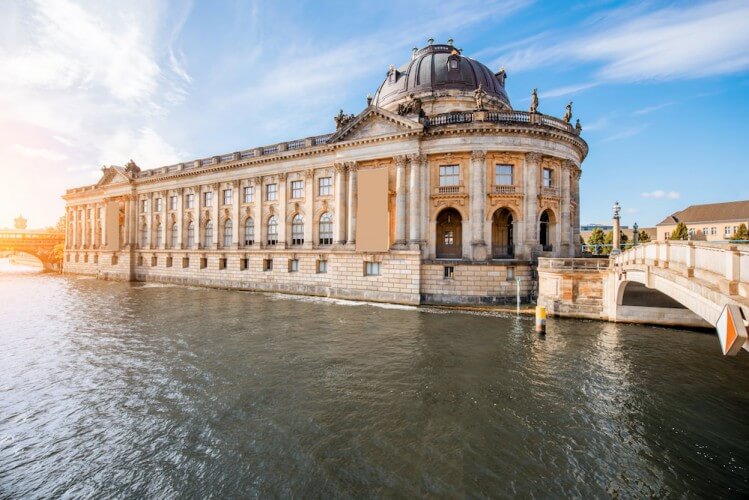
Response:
[372,42,511,110]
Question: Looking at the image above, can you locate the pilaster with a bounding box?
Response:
[408,153,424,248]
[470,150,488,261]
[523,152,542,259]
[303,169,314,249]
[395,155,407,246]
[334,163,347,245]
[346,162,358,246]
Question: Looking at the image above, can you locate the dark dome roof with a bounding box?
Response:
[372,43,511,109]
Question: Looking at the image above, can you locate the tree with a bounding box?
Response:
[603,230,629,253]
[638,230,651,243]
[670,222,688,240]
[731,223,749,241]
[54,216,66,233]
[587,228,606,254]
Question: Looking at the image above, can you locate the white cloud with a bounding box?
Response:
[492,0,749,82]
[641,190,680,200]
[633,102,675,116]
[10,143,67,161]
[600,127,643,143]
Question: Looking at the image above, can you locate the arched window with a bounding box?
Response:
[244,218,254,246]
[155,222,163,247]
[319,212,333,245]
[204,220,213,248]
[436,208,462,259]
[291,214,304,245]
[539,210,556,252]
[223,219,233,248]
[187,221,195,247]
[267,216,278,245]
[171,223,178,249]
[140,223,149,248]
[491,208,514,258]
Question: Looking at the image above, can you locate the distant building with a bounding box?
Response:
[14,214,27,230]
[656,200,749,241]
[580,223,628,243]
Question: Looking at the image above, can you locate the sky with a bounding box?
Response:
[1,0,748,229]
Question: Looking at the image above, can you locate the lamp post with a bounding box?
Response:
[611,201,621,256]
[633,222,639,246]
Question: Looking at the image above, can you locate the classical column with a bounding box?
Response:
[128,194,137,248]
[560,160,572,256]
[253,177,263,247]
[304,169,314,248]
[523,152,542,259]
[123,199,130,248]
[334,163,347,245]
[420,156,430,254]
[408,154,423,247]
[195,186,203,249]
[232,181,240,249]
[211,183,219,250]
[346,162,358,246]
[176,188,184,249]
[277,173,287,248]
[100,200,107,249]
[573,170,582,257]
[160,191,167,250]
[72,207,78,249]
[470,150,488,260]
[395,155,407,246]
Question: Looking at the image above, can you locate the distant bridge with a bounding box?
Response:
[0,230,65,271]
[538,240,749,332]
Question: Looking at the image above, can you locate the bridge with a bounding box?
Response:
[0,230,65,271]
[537,241,749,349]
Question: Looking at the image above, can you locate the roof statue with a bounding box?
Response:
[124,159,140,174]
[396,93,423,116]
[530,88,539,114]
[563,101,573,123]
[334,109,355,130]
[474,84,487,110]
[575,119,582,134]
[496,67,506,86]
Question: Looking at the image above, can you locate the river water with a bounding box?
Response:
[1,269,748,498]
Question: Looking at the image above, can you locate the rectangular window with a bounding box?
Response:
[244,186,253,203]
[318,177,332,196]
[223,189,232,205]
[288,259,299,272]
[443,266,454,279]
[137,255,143,266]
[495,164,513,185]
[291,180,303,199]
[93,254,98,264]
[219,258,227,270]
[263,258,273,271]
[711,227,716,235]
[317,260,328,274]
[151,256,157,267]
[725,226,731,236]
[97,207,102,219]
[83,254,88,263]
[439,165,460,186]
[240,258,249,270]
[166,257,173,268]
[543,168,553,187]
[182,257,189,268]
[365,261,381,276]
[200,257,207,269]
[111,255,118,265]
[155,198,162,212]
[204,191,213,207]
[141,199,148,213]
[186,194,195,209]
[266,183,277,201]
[66,254,70,262]
[170,196,177,210]
[75,254,79,263]
[507,267,515,280]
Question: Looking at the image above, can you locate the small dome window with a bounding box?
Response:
[447,49,461,80]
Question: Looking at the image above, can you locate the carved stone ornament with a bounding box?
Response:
[278,172,287,182]
[474,84,487,110]
[471,150,487,162]
[530,88,539,114]
[321,200,329,212]
[396,93,422,116]
[124,159,141,174]
[333,162,347,173]
[563,101,573,123]
[345,161,358,172]
[409,153,426,165]
[305,169,314,179]
[394,155,407,168]
[254,176,263,185]
[334,109,355,130]
[525,152,543,163]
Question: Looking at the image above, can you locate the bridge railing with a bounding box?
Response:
[615,240,749,299]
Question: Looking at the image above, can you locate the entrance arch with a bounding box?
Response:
[491,208,514,258]
[539,209,556,252]
[436,208,462,259]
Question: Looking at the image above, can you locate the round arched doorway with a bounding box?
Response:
[491,208,514,258]
[539,209,556,252]
[436,208,462,259]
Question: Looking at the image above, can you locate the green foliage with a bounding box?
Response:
[730,223,749,241]
[587,228,605,246]
[638,230,651,243]
[670,222,688,240]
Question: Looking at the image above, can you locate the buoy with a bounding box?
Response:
[535,306,546,334]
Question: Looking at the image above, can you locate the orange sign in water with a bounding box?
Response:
[715,305,748,356]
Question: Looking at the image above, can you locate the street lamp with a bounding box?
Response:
[633,222,639,246]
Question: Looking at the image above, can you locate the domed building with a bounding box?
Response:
[62,41,587,305]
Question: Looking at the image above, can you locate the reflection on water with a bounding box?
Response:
[0,257,42,273]
[0,273,748,497]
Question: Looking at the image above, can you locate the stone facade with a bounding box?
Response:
[63,42,587,305]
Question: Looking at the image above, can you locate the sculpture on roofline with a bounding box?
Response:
[563,101,573,123]
[575,119,582,134]
[474,84,487,110]
[334,109,355,130]
[530,88,539,113]
[397,93,422,116]
[124,159,140,174]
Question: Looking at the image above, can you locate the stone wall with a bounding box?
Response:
[536,259,609,320]
[420,261,533,305]
[65,249,421,305]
